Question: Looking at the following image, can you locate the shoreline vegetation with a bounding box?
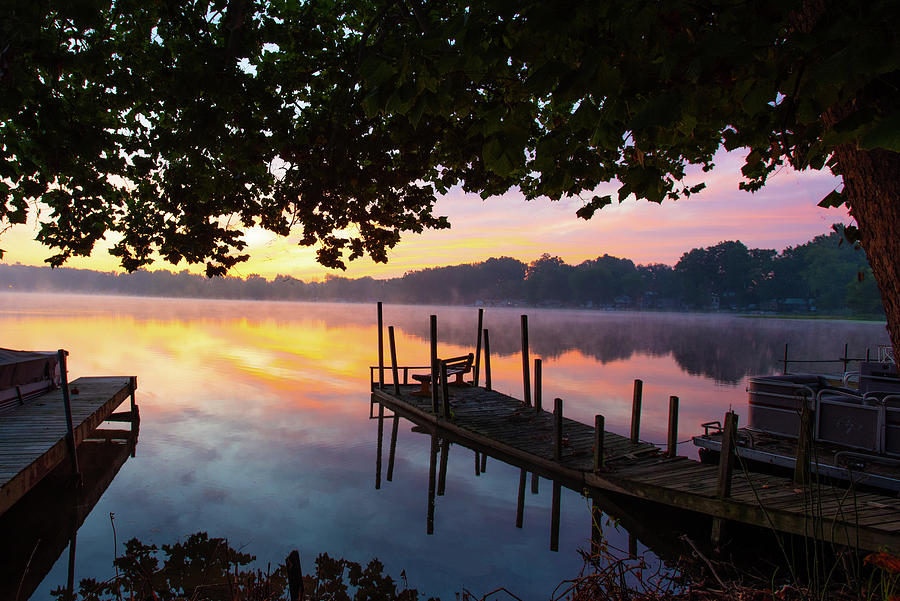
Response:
[0,228,886,320]
[50,531,900,601]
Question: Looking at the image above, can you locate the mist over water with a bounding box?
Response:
[0,293,889,600]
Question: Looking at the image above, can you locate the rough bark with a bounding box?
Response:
[837,145,900,362]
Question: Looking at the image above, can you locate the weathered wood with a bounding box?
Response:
[630,379,643,444]
[427,436,437,535]
[430,315,439,413]
[375,403,384,490]
[594,415,605,472]
[553,398,563,460]
[531,472,539,494]
[438,438,449,496]
[534,358,542,414]
[717,411,738,499]
[377,302,385,390]
[57,350,80,480]
[521,315,531,405]
[387,415,399,482]
[483,329,492,391]
[388,326,400,396]
[667,396,679,457]
[794,402,813,486]
[440,361,451,420]
[473,308,484,387]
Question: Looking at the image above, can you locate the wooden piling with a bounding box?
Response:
[430,315,439,413]
[377,302,384,390]
[483,329,492,391]
[521,315,531,405]
[783,343,789,375]
[387,415,399,482]
[427,436,438,535]
[794,402,813,486]
[594,415,605,472]
[550,481,561,552]
[531,472,539,494]
[57,350,80,479]
[516,468,526,528]
[553,397,563,460]
[473,308,484,386]
[534,358,542,414]
[474,451,481,476]
[716,411,738,499]
[388,326,400,396]
[440,361,451,419]
[480,452,487,473]
[630,379,643,444]
[667,396,679,457]
[438,438,449,496]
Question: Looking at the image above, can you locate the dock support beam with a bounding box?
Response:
[630,379,643,444]
[550,481,561,552]
[553,397,563,460]
[712,410,738,545]
[388,326,400,396]
[534,359,542,414]
[430,315,439,413]
[594,415,605,472]
[516,468,526,528]
[483,329,492,391]
[794,402,813,486]
[667,396,679,457]
[57,349,80,482]
[473,308,484,386]
[377,302,384,390]
[440,361,451,419]
[521,315,531,405]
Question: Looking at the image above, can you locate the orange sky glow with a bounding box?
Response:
[1,149,848,282]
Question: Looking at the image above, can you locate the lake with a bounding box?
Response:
[0,293,890,599]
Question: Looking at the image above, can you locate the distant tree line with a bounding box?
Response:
[0,227,884,317]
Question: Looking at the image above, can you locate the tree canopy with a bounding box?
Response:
[2,0,899,347]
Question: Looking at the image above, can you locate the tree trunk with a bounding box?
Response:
[837,145,900,362]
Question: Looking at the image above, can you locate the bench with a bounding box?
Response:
[411,353,474,396]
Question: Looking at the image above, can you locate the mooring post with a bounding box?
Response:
[550,481,561,552]
[667,396,679,457]
[516,468,527,528]
[783,343,789,375]
[630,379,643,444]
[388,326,400,395]
[483,328,492,391]
[387,415,399,482]
[57,349,81,481]
[521,315,531,405]
[129,376,137,414]
[794,401,813,486]
[430,315,439,413]
[440,361,451,419]
[716,411,738,499]
[842,342,849,373]
[474,451,481,476]
[480,452,487,473]
[286,550,303,601]
[594,414,605,472]
[375,403,384,490]
[553,397,563,460]
[534,358,542,414]
[473,308,484,386]
[377,302,385,390]
[531,472,539,494]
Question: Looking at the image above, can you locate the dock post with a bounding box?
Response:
[534,358,542,414]
[521,315,531,405]
[630,379,643,444]
[375,404,384,490]
[783,343,789,375]
[550,481,561,552]
[483,329,492,391]
[712,410,738,545]
[387,415,399,482]
[531,473,539,494]
[440,361,451,419]
[590,497,602,557]
[667,396,679,457]
[474,451,481,476]
[57,349,81,481]
[516,468,526,528]
[594,415,605,472]
[129,376,137,414]
[377,302,384,390]
[480,453,487,473]
[473,308,484,386]
[716,411,738,499]
[388,326,400,396]
[553,397,563,460]
[794,401,813,486]
[427,436,438,535]
[842,342,849,373]
[430,315,439,413]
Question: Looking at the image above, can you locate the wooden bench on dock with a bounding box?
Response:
[411,354,474,396]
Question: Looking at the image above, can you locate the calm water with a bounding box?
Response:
[0,293,890,599]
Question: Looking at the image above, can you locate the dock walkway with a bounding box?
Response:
[0,376,135,515]
[372,382,900,553]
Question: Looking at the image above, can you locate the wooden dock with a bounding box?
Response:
[371,382,900,554]
[0,376,136,516]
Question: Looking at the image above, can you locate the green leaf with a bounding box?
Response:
[860,111,900,152]
[817,189,845,208]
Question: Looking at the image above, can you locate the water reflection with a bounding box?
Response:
[0,428,138,601]
[0,293,889,600]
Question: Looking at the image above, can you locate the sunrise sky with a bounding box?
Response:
[1,149,849,282]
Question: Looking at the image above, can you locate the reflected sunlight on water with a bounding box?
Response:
[0,292,890,600]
